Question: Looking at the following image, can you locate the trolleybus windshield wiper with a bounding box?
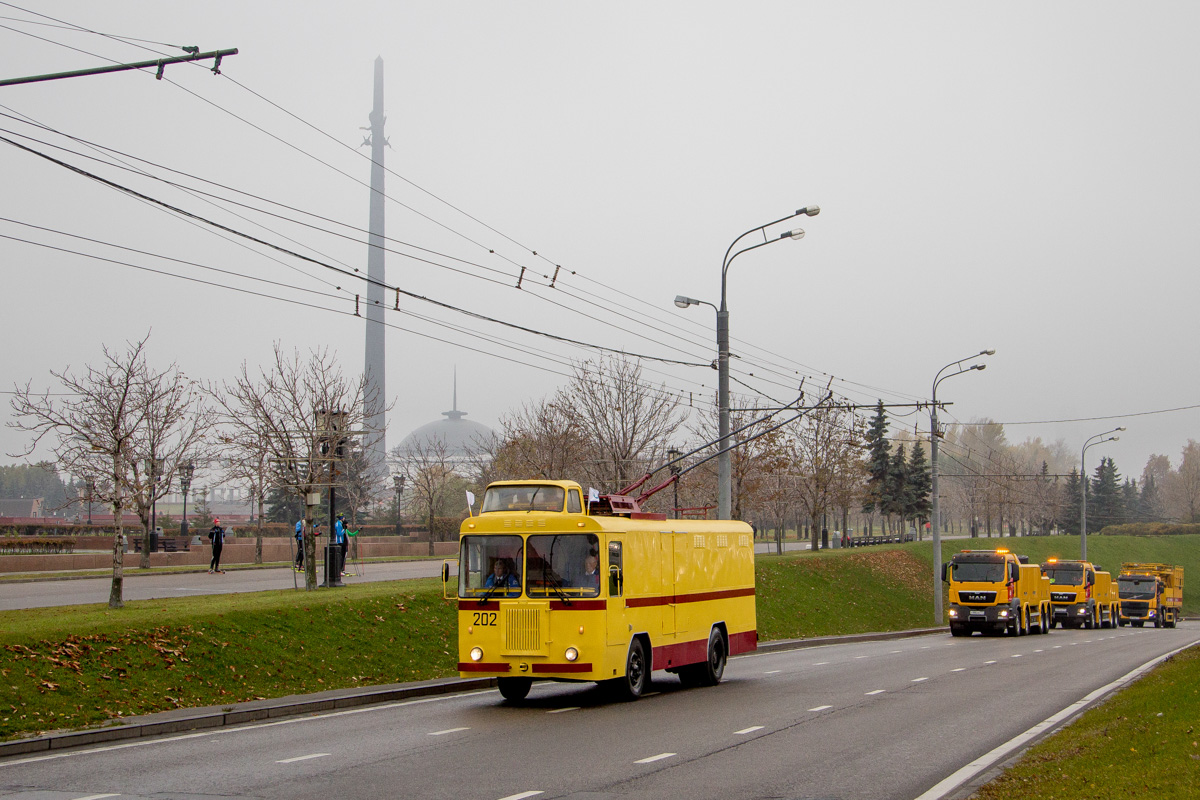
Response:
[545,535,572,606]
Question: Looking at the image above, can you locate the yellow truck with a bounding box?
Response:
[1041,558,1120,629]
[943,549,1051,637]
[1118,563,1184,628]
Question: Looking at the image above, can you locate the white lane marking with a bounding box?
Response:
[913,639,1200,800]
[72,795,120,800]
[865,689,885,695]
[276,753,330,763]
[1053,645,1062,649]
[854,655,869,659]
[0,689,497,769]
[1034,649,1043,653]
[734,726,764,734]
[812,661,830,666]
[889,649,902,653]
[984,660,997,664]
[547,707,580,714]
[808,705,833,712]
[951,668,966,672]
[498,793,543,800]
[634,753,676,764]
[921,645,931,650]
[764,670,782,674]
[428,727,470,735]
[1011,654,1023,659]
[912,677,929,682]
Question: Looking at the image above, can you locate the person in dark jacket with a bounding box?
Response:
[208,519,226,574]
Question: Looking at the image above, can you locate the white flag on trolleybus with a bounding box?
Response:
[588,487,600,503]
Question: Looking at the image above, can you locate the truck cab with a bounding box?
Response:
[1118,563,1184,628]
[943,549,1049,637]
[1041,558,1118,629]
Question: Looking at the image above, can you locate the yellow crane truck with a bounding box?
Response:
[943,549,1051,637]
[1118,563,1184,628]
[1041,558,1120,629]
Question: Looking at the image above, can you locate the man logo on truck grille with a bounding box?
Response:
[960,591,995,603]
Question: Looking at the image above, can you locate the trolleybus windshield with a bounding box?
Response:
[459,535,523,599]
[525,533,601,598]
[482,484,565,513]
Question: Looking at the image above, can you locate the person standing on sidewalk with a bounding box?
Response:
[294,519,304,571]
[334,514,348,576]
[208,519,226,574]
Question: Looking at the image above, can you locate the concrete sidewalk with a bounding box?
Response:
[0,626,944,759]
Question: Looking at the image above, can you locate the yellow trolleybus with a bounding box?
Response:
[447,479,756,701]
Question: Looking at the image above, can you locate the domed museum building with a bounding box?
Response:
[394,385,495,474]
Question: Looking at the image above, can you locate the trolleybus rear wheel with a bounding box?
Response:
[698,628,727,686]
[497,677,532,702]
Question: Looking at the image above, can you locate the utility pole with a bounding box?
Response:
[363,57,388,475]
[1,48,237,87]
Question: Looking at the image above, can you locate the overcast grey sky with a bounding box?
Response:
[2,1,1197,485]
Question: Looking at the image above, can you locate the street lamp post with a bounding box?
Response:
[667,447,682,520]
[1081,427,1124,561]
[179,461,194,537]
[930,349,995,624]
[393,475,406,536]
[679,204,819,520]
[85,478,94,527]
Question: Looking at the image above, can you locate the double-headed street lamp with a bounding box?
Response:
[393,474,406,536]
[930,349,995,624]
[677,205,820,520]
[1081,427,1124,561]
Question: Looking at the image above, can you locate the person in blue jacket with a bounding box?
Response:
[294,519,304,571]
[334,513,349,575]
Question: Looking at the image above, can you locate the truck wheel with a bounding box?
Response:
[1019,609,1029,636]
[1154,615,1162,629]
[1041,609,1050,634]
[1084,611,1095,630]
[497,677,532,702]
[609,638,649,701]
[698,628,727,686]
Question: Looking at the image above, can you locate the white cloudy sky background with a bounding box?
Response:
[2,2,1198,486]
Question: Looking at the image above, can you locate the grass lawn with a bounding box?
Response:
[972,644,1200,800]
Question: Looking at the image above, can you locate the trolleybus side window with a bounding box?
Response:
[459,535,523,598]
[525,534,600,597]
[609,540,623,597]
[567,489,582,514]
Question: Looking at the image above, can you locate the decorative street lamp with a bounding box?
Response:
[666,447,682,520]
[393,474,406,536]
[1081,427,1124,561]
[85,478,94,527]
[930,348,995,624]
[678,204,819,520]
[179,461,195,537]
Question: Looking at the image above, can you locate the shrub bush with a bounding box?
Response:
[1097,522,1200,537]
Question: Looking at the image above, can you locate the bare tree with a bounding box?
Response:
[392,437,463,556]
[217,344,379,590]
[217,433,271,564]
[491,397,587,481]
[8,336,155,608]
[789,403,861,551]
[1164,440,1200,523]
[558,356,686,490]
[125,364,212,567]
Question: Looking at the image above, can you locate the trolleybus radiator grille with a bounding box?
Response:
[504,607,544,654]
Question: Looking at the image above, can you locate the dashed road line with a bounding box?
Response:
[428,727,470,735]
[72,795,120,800]
[911,677,929,682]
[865,689,885,695]
[276,753,330,764]
[951,668,966,672]
[984,660,997,665]
[812,661,829,666]
[497,792,543,800]
[764,670,782,674]
[735,726,764,735]
[635,753,676,764]
[547,707,579,714]
[808,705,833,712]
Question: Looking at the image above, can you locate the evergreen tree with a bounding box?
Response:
[886,442,908,528]
[1121,478,1139,526]
[905,442,932,528]
[1063,467,1082,535]
[1089,457,1122,531]
[1139,474,1162,522]
[266,485,311,524]
[861,400,891,518]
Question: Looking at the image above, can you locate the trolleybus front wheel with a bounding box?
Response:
[497,677,532,702]
[609,638,649,701]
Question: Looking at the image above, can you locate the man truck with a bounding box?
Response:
[943,549,1051,637]
[1041,558,1120,629]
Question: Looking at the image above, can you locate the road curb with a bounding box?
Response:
[0,625,948,758]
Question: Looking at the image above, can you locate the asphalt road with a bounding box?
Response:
[0,560,444,610]
[2,623,1194,800]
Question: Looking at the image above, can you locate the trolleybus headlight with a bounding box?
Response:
[565,647,579,662]
[470,647,484,662]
